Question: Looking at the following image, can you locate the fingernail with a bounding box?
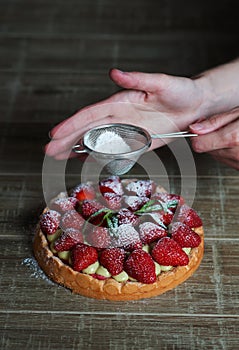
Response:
[189,123,203,131]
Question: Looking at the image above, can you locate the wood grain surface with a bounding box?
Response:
[1,0,239,349]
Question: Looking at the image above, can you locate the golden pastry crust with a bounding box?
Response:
[33,224,204,301]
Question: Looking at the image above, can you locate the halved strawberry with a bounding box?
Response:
[176,205,202,228]
[71,183,95,201]
[61,210,85,230]
[40,210,61,235]
[54,228,84,252]
[99,248,126,276]
[86,226,111,249]
[50,197,78,214]
[99,176,123,196]
[152,237,189,266]
[123,195,149,211]
[124,249,156,284]
[71,243,98,271]
[102,192,122,210]
[117,208,140,226]
[139,222,167,245]
[170,222,201,248]
[125,180,156,197]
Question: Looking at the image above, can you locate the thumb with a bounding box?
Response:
[109,68,164,93]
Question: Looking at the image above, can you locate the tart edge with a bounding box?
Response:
[33,224,204,301]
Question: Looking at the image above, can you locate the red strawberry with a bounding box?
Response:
[50,197,78,213]
[117,208,140,226]
[123,195,149,211]
[111,224,142,251]
[61,210,85,230]
[99,176,123,196]
[152,210,174,226]
[139,222,167,244]
[54,228,84,252]
[71,243,98,271]
[170,222,201,248]
[81,199,107,226]
[124,249,156,284]
[81,200,104,218]
[176,205,202,228]
[40,210,61,235]
[90,274,108,280]
[86,226,111,249]
[125,180,156,197]
[99,248,126,276]
[71,183,95,201]
[152,193,184,212]
[102,192,122,210]
[152,237,189,266]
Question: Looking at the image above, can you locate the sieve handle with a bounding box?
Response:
[151,131,198,139]
[72,140,87,154]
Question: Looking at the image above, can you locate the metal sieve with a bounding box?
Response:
[72,123,197,175]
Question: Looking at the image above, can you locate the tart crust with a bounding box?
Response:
[33,223,204,301]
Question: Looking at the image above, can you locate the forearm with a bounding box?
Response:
[193,58,239,117]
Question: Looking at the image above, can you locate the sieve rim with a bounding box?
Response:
[76,123,152,157]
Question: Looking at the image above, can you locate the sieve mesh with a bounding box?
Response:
[83,124,151,153]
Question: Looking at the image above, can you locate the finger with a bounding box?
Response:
[191,120,239,153]
[49,92,142,141]
[110,68,168,93]
[189,107,239,134]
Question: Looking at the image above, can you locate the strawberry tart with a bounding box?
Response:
[33,176,204,301]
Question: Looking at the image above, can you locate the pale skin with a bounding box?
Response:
[46,58,239,170]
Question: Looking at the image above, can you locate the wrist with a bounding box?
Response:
[192,73,217,118]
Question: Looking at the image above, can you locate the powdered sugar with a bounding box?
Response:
[94,131,131,154]
[22,257,55,285]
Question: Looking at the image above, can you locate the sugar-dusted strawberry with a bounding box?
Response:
[124,249,156,284]
[99,175,123,196]
[50,197,78,214]
[71,243,98,272]
[151,210,174,226]
[54,228,84,252]
[170,222,201,248]
[139,222,167,245]
[176,205,202,228]
[81,199,104,218]
[152,193,184,212]
[81,199,107,226]
[99,248,126,276]
[117,208,140,226]
[123,195,149,211]
[86,226,111,249]
[102,192,122,210]
[40,210,61,235]
[61,210,85,230]
[111,224,142,251]
[125,179,156,197]
[152,237,189,266]
[71,182,96,201]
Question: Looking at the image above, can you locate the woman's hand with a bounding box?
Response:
[45,69,205,159]
[190,107,239,170]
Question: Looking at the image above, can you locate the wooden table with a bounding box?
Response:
[1,1,239,349]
